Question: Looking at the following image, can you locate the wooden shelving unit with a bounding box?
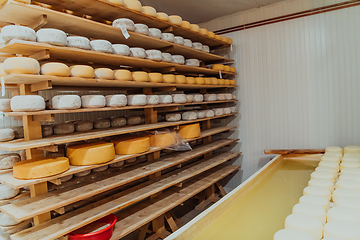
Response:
[0,1,239,239]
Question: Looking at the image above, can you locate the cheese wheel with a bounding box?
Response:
[341,161,360,170]
[127,116,143,125]
[230,67,237,72]
[190,24,200,32]
[189,94,203,102]
[169,15,182,25]
[70,65,95,78]
[130,47,146,58]
[93,165,108,172]
[184,39,192,48]
[0,153,20,170]
[175,75,186,84]
[224,80,230,85]
[112,18,135,31]
[339,173,360,181]
[94,119,110,129]
[212,64,225,71]
[195,77,205,85]
[75,120,93,132]
[141,6,156,17]
[146,50,162,61]
[326,146,343,154]
[105,94,127,107]
[182,21,191,29]
[149,28,162,39]
[3,57,40,75]
[0,212,20,227]
[166,113,181,122]
[196,110,206,119]
[332,189,360,202]
[112,44,130,56]
[123,0,142,11]
[156,12,169,21]
[12,126,23,139]
[90,40,113,53]
[42,125,53,137]
[221,36,227,42]
[227,38,233,44]
[150,132,176,147]
[127,94,146,106]
[223,107,231,115]
[41,62,70,77]
[148,73,163,83]
[292,203,326,225]
[324,220,360,239]
[299,195,330,211]
[284,214,322,240]
[0,184,19,200]
[52,95,81,110]
[186,77,196,84]
[344,146,360,154]
[224,65,231,72]
[146,95,159,105]
[341,168,360,175]
[215,35,222,40]
[163,74,175,83]
[224,93,233,100]
[213,108,224,116]
[172,94,186,103]
[132,71,149,82]
[109,161,125,168]
[178,123,200,139]
[192,42,203,50]
[162,33,175,42]
[134,23,149,35]
[218,79,225,85]
[311,171,335,182]
[205,110,215,118]
[54,123,75,135]
[0,99,10,112]
[74,170,91,177]
[0,129,14,142]
[112,136,150,154]
[308,179,334,192]
[185,59,200,67]
[273,229,313,240]
[1,25,36,42]
[211,78,219,85]
[230,80,236,85]
[171,55,185,64]
[67,142,115,165]
[161,53,172,63]
[336,179,360,190]
[11,95,45,112]
[230,107,237,113]
[94,68,115,80]
[114,69,132,81]
[199,28,208,35]
[182,111,197,120]
[110,117,126,127]
[159,95,172,104]
[13,157,69,179]
[36,28,67,46]
[207,31,215,38]
[186,95,194,103]
[204,94,217,102]
[327,207,360,224]
[67,36,91,50]
[174,36,184,45]
[81,95,106,108]
[318,161,340,172]
[202,45,210,53]
[217,94,226,101]
[108,0,124,5]
[341,156,360,162]
[303,186,331,200]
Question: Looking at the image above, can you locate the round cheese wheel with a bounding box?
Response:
[106,94,127,107]
[60,174,73,183]
[161,53,172,63]
[132,71,149,82]
[186,77,195,84]
[230,80,236,85]
[75,120,93,132]
[93,165,108,172]
[3,57,40,75]
[196,110,206,119]
[326,146,343,154]
[94,119,110,129]
[324,220,360,239]
[53,123,74,135]
[318,161,340,172]
[339,173,360,182]
[123,0,142,11]
[146,95,159,105]
[227,38,233,44]
[202,45,210,53]
[11,95,45,112]
[230,67,237,72]
[345,146,360,154]
[149,28,162,39]
[67,36,91,50]
[94,68,115,80]
[327,207,360,224]
[341,156,360,162]
[284,214,322,240]
[221,36,227,42]
[162,33,175,42]
[207,31,215,38]
[215,35,222,40]
[171,55,185,64]
[141,6,156,17]
[146,50,162,61]
[190,94,203,102]
[224,79,230,85]
[112,18,136,31]
[182,21,191,29]
[224,93,233,100]
[273,229,313,240]
[114,69,132,81]
[224,65,231,72]
[52,95,81,110]
[175,75,186,84]
[230,107,237,113]
[111,117,126,127]
[41,62,70,77]
[211,78,219,85]
[112,44,130,56]
[150,131,177,147]
[69,142,114,167]
[174,36,185,46]
[112,136,150,154]
[0,99,10,112]
[148,73,163,83]
[130,47,146,58]
[0,153,20,170]
[332,189,360,202]
[199,28,208,35]
[336,179,360,190]
[159,95,172,104]
[90,40,113,53]
[169,15,182,25]
[182,111,197,121]
[213,108,224,116]
[186,95,194,103]
[166,113,181,122]
[109,161,125,168]
[74,170,91,177]
[0,184,19,200]
[308,178,334,192]
[292,203,326,225]
[212,64,225,71]
[223,107,231,115]
[172,94,186,103]
[341,168,360,175]
[205,110,215,118]
[178,123,200,139]
[42,125,53,137]
[195,77,205,85]
[185,59,200,67]
[344,153,360,158]
[134,23,149,35]
[204,94,217,102]
[156,12,169,21]
[36,28,67,46]
[1,25,36,42]
[81,95,106,108]
[218,79,225,85]
[127,94,146,106]
[163,74,175,83]
[341,161,360,170]
[299,195,330,211]
[108,0,124,5]
[70,65,95,78]
[303,186,331,200]
[311,171,335,182]
[192,42,203,50]
[190,24,200,32]
[184,39,192,48]
[217,94,226,101]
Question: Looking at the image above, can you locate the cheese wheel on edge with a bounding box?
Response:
[94,68,115,80]
[11,95,45,112]
[67,141,115,165]
[132,71,149,82]
[178,123,200,139]
[148,73,163,83]
[112,136,150,155]
[41,62,70,77]
[182,21,191,29]
[70,65,95,78]
[157,12,169,21]
[3,57,40,75]
[169,15,182,25]
[141,6,157,17]
[124,0,142,11]
[114,69,132,81]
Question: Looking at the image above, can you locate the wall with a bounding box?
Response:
[213,4,360,190]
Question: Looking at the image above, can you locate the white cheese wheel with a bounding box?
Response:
[90,40,113,53]
[217,93,226,101]
[166,113,181,122]
[182,111,197,121]
[324,220,360,239]
[157,12,169,21]
[67,36,91,50]
[0,99,10,112]
[60,174,73,182]
[169,15,182,25]
[112,18,136,31]
[159,95,172,104]
[192,42,203,51]
[327,207,360,224]
[74,170,91,177]
[163,74,175,83]
[232,94,237,99]
[339,173,360,181]
[184,39,192,48]
[205,110,215,118]
[344,146,360,154]
[148,73,163,83]
[224,93,233,100]
[0,153,20,170]
[112,44,130,56]
[190,24,200,32]
[0,184,19,200]
[341,168,360,175]
[341,156,360,162]
[146,95,159,105]
[186,95,194,103]
[3,57,40,75]
[1,25,36,42]
[94,68,115,80]
[161,53,172,62]
[124,0,142,11]
[81,95,106,108]
[134,23,149,35]
[127,116,142,125]
[321,156,338,164]
[70,65,95,78]
[299,195,330,211]
[52,95,81,110]
[36,28,67,46]
[162,33,175,42]
[171,55,185,64]
[341,161,360,170]
[284,214,322,240]
[292,203,326,225]
[114,69,132,81]
[42,125,53,137]
[105,94,127,107]
[109,161,125,168]
[318,161,340,172]
[213,108,224,116]
[132,71,149,82]
[204,94,217,102]
[75,120,93,132]
[230,107,237,113]
[196,110,206,119]
[326,146,343,154]
[311,171,335,182]
[148,28,162,39]
[336,179,360,190]
[185,59,200,67]
[303,186,331,200]
[174,36,184,45]
[202,45,210,53]
[93,165,108,172]
[172,94,186,103]
[223,107,231,115]
[53,123,74,135]
[111,117,126,127]
[141,6,156,17]
[41,62,70,77]
[332,189,360,202]
[273,229,313,240]
[127,94,146,106]
[0,129,14,143]
[0,212,19,227]
[146,50,162,61]
[11,95,45,112]
[130,47,146,58]
[189,94,203,102]
[308,178,334,192]
[94,119,110,129]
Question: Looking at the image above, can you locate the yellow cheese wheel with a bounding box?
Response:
[132,71,149,82]
[112,136,150,155]
[224,79,230,85]
[224,65,231,72]
[178,123,200,139]
[212,64,225,70]
[124,0,142,11]
[195,77,205,85]
[186,77,196,84]
[13,157,69,180]
[230,80,236,85]
[156,12,169,21]
[70,65,95,78]
[94,68,115,80]
[148,72,163,83]
[108,0,124,5]
[221,36,227,42]
[211,78,218,85]
[207,31,215,38]
[67,141,115,166]
[141,6,157,17]
[227,38,233,44]
[182,21,191,29]
[3,57,40,75]
[163,74,175,83]
[175,75,186,84]
[215,35,222,40]
[345,146,360,154]
[204,78,212,85]
[218,79,225,85]
[40,62,70,77]
[114,69,132,81]
[230,67,236,72]
[199,28,208,35]
[190,24,200,32]
[0,64,6,77]
[150,132,176,147]
[169,15,182,25]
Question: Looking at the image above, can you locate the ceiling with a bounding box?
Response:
[140,0,285,23]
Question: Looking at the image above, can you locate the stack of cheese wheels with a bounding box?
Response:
[111,136,150,155]
[67,141,115,165]
[178,123,200,139]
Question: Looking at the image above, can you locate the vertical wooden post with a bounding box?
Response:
[200,89,212,158]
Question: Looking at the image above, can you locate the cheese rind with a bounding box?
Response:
[112,18,136,31]
[150,132,177,147]
[169,15,182,25]
[182,21,191,29]
[303,186,331,200]
[94,119,111,129]
[148,73,163,83]
[0,99,11,112]
[344,146,360,154]
[166,113,181,122]
[178,123,200,139]
[284,214,322,240]
[145,50,162,61]
[149,28,162,39]
[172,94,186,103]
[70,65,95,78]
[162,33,175,42]
[185,59,200,67]
[36,28,67,46]
[52,95,81,110]
[13,157,69,179]
[156,12,169,21]
[0,212,20,226]
[112,44,130,56]
[174,36,184,45]
[74,120,93,132]
[326,146,343,154]
[0,153,20,170]
[207,31,215,38]
[183,39,192,48]
[132,71,149,82]
[159,95,172,104]
[175,75,186,84]
[141,6,157,17]
[0,184,19,200]
[67,36,91,50]
[81,95,106,108]
[41,62,70,77]
[186,77,195,84]
[74,170,91,177]
[323,220,360,239]
[67,142,115,165]
[114,69,132,81]
[127,116,142,125]
[11,95,45,112]
[212,64,225,71]
[94,68,115,80]
[90,40,113,53]
[199,28,208,35]
[1,25,36,42]
[161,53,172,63]
[0,129,14,142]
[327,207,360,224]
[299,195,330,211]
[190,24,200,32]
[53,123,75,135]
[146,95,159,105]
[112,136,150,154]
[192,42,203,51]
[105,94,127,107]
[292,203,326,225]
[130,47,146,58]
[3,57,40,75]
[134,23,149,35]
[123,0,142,11]
[110,117,126,127]
[127,94,146,106]
[273,229,313,240]
[163,74,176,83]
[195,77,205,85]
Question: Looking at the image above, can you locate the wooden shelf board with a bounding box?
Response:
[0,126,236,189]
[111,165,239,240]
[10,152,239,240]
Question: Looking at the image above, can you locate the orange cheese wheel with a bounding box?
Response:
[150,132,177,147]
[112,136,150,155]
[178,123,200,139]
